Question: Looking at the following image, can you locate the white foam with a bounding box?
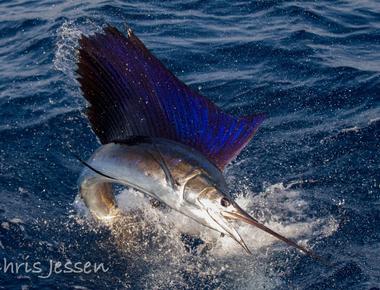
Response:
[369,117,380,124]
[71,181,337,289]
[341,126,360,133]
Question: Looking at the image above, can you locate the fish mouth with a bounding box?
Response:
[205,209,252,254]
[221,206,327,263]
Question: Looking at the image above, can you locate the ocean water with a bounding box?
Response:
[0,0,379,289]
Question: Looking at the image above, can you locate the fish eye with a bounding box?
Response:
[220,197,231,207]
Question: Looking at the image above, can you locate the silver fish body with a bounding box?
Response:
[79,138,234,236]
[78,137,324,259]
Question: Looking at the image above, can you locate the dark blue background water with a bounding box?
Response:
[0,1,379,289]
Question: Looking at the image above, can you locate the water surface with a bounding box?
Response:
[0,1,379,289]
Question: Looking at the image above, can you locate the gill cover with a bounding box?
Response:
[77,26,264,169]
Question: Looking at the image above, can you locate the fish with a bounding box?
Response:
[75,25,324,262]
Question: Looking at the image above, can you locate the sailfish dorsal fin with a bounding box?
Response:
[77,26,265,169]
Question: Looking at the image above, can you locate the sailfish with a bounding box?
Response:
[75,25,322,261]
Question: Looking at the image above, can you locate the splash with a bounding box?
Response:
[54,20,83,80]
[53,19,102,100]
[114,189,281,289]
[73,180,337,289]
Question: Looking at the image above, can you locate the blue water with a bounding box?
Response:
[0,1,379,289]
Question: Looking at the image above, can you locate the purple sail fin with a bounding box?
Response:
[77,26,265,169]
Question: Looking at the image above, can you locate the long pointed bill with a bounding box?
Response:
[222,207,328,265]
